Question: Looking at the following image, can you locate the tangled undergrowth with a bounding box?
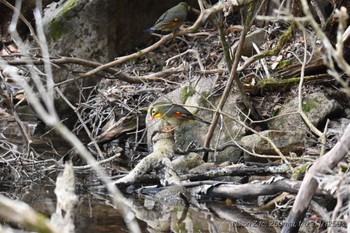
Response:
[0,16,345,182]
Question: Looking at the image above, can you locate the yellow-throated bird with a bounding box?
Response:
[149,102,210,126]
[144,2,188,33]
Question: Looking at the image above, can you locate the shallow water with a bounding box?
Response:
[1,174,285,233]
[1,172,281,233]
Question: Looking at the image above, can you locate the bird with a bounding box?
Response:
[144,2,188,33]
[149,102,211,126]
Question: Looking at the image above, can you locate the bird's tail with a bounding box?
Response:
[143,27,156,33]
[196,117,211,125]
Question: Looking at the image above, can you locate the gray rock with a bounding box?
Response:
[326,118,350,148]
[270,92,342,131]
[154,185,190,205]
[240,130,305,162]
[197,91,245,163]
[172,153,204,174]
[146,78,245,163]
[43,0,190,59]
[231,28,266,56]
[40,0,196,120]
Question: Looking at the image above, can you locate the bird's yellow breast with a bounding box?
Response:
[154,113,164,118]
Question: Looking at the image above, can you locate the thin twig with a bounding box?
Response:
[1,0,40,45]
[2,4,142,233]
[203,1,256,162]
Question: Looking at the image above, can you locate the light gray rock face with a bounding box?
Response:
[231,28,267,56]
[239,91,343,162]
[240,130,305,162]
[43,0,189,59]
[146,78,246,163]
[40,0,193,122]
[269,92,342,131]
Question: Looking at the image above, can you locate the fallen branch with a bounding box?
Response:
[0,195,59,233]
[5,56,174,84]
[193,178,327,199]
[244,74,334,94]
[181,163,289,181]
[113,163,289,186]
[138,178,327,200]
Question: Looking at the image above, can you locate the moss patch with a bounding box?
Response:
[49,19,65,42]
[199,91,210,107]
[61,0,78,18]
[181,86,196,100]
[302,100,317,112]
[64,0,78,10]
[48,0,79,43]
[277,59,293,69]
[257,77,301,92]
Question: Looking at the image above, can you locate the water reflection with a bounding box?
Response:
[122,196,278,233]
[1,178,280,233]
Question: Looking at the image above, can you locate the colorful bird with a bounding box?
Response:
[144,2,188,33]
[149,102,211,126]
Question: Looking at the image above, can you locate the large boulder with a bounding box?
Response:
[39,0,196,122]
[239,91,342,162]
[146,78,246,163]
[269,92,342,132]
[240,130,305,162]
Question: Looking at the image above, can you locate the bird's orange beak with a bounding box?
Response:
[150,113,163,122]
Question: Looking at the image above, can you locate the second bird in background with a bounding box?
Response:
[144,2,189,33]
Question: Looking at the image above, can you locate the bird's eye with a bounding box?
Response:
[152,109,156,115]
